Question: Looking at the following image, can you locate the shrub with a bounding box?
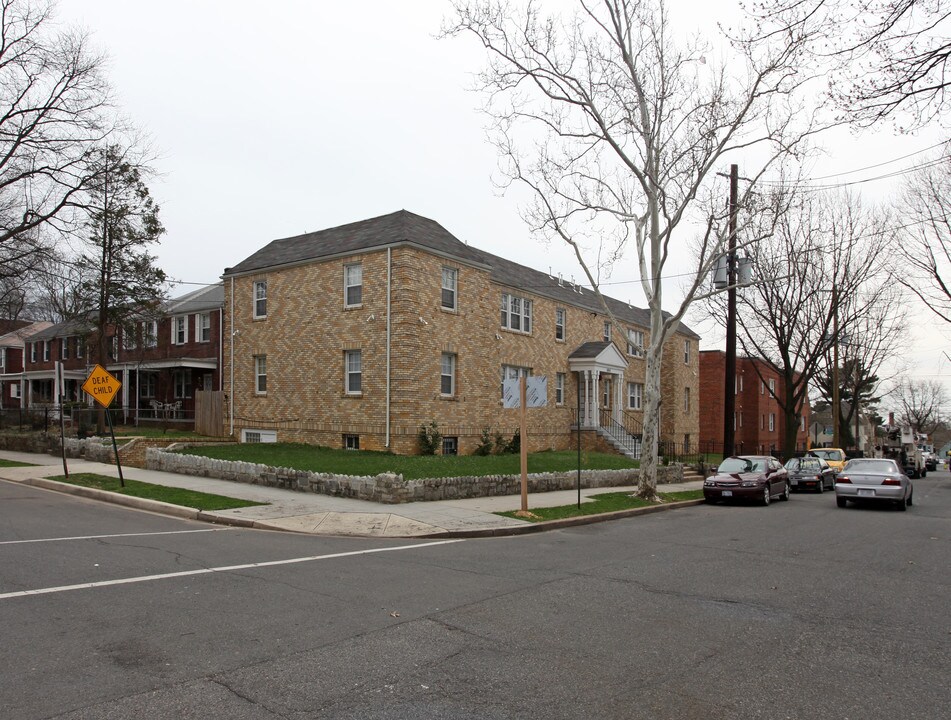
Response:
[473,427,494,456]
[417,420,442,455]
[505,429,521,454]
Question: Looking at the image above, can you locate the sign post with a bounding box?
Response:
[502,376,548,514]
[81,364,124,487]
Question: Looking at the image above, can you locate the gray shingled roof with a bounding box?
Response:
[25,317,94,342]
[567,341,613,359]
[223,210,699,339]
[165,284,224,314]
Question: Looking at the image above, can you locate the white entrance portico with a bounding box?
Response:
[567,341,629,429]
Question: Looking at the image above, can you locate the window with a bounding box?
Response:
[11,382,19,398]
[501,364,531,397]
[761,414,765,430]
[76,337,84,358]
[345,350,362,394]
[500,293,532,333]
[683,339,690,364]
[243,429,277,443]
[142,321,157,348]
[122,327,136,351]
[800,416,805,431]
[344,434,360,450]
[556,373,565,405]
[254,355,267,394]
[555,308,566,341]
[761,380,765,395]
[172,315,187,345]
[768,378,775,396]
[109,336,117,359]
[684,387,690,413]
[43,340,50,361]
[735,375,744,394]
[739,412,743,427]
[139,373,156,398]
[441,267,458,310]
[627,382,643,410]
[174,370,192,399]
[0,347,4,370]
[30,342,37,363]
[440,353,456,396]
[253,280,267,318]
[197,313,211,343]
[344,263,363,307]
[603,321,611,342]
[769,413,775,432]
[61,337,70,359]
[442,436,459,455]
[627,329,644,357]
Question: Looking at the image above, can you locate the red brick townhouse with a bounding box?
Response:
[222,210,701,455]
[698,350,811,457]
[19,284,223,425]
[0,320,53,410]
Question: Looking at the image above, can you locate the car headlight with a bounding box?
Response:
[741,481,758,487]
[704,479,715,486]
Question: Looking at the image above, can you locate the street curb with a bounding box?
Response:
[15,476,258,529]
[421,498,707,538]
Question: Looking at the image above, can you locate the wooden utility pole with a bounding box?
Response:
[723,164,738,457]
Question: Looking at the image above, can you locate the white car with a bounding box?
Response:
[835,458,913,511]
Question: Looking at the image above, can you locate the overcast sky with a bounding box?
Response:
[54,0,950,406]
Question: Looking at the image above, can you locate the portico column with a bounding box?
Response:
[592,371,601,427]
[614,373,623,424]
[582,371,590,427]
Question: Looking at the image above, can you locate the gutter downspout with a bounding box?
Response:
[386,247,391,449]
[229,276,235,438]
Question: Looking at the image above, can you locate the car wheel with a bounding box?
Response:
[907,490,913,507]
[762,485,771,506]
[816,480,824,494]
[836,496,847,508]
[782,482,790,501]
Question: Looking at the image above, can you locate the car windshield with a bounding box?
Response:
[811,449,844,461]
[786,458,820,472]
[718,457,764,473]
[844,459,898,474]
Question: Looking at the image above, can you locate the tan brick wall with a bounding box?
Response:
[224,245,700,455]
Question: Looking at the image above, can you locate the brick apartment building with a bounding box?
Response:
[13,284,223,424]
[0,320,53,410]
[222,210,701,455]
[699,350,810,457]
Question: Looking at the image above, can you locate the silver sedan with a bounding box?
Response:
[835,458,913,511]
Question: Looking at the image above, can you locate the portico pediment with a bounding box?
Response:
[567,341,628,374]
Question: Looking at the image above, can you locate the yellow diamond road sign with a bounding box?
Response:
[82,364,121,408]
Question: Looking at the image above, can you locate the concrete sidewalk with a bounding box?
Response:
[0,450,704,538]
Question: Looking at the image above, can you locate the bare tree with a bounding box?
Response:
[444,0,826,497]
[698,189,895,457]
[895,152,951,322]
[812,283,909,447]
[757,0,951,128]
[891,376,946,434]
[0,0,114,279]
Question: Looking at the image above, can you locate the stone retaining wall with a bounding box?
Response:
[147,445,683,504]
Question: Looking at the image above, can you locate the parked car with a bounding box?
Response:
[808,447,847,474]
[924,452,937,472]
[704,455,790,506]
[835,458,913,511]
[784,456,835,492]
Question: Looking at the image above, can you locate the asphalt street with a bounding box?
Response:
[1,469,949,719]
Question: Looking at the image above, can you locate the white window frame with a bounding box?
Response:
[139,373,156,398]
[243,429,277,443]
[0,347,4,370]
[684,339,690,364]
[768,378,776,397]
[11,382,20,398]
[440,352,456,396]
[43,340,50,361]
[603,321,611,342]
[173,369,192,399]
[501,364,531,397]
[627,329,644,357]
[61,337,70,359]
[556,372,565,405]
[344,433,360,450]
[500,293,532,333]
[441,267,458,311]
[555,308,566,341]
[345,349,362,394]
[253,279,267,319]
[254,355,267,395]
[627,382,643,410]
[197,312,211,343]
[769,413,776,432]
[30,343,37,363]
[142,321,157,348]
[344,263,363,308]
[172,315,188,345]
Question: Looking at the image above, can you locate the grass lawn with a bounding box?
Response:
[175,443,639,481]
[48,473,266,511]
[0,459,35,468]
[109,427,209,440]
[497,489,704,522]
